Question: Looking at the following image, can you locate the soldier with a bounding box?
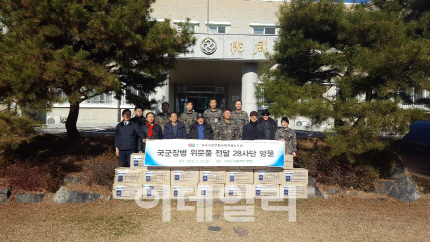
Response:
[231,100,249,135]
[215,108,241,140]
[274,117,297,164]
[179,100,198,134]
[203,98,222,133]
[155,102,171,133]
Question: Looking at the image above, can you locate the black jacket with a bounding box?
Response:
[258,117,278,140]
[164,121,188,139]
[142,122,163,139]
[131,115,146,127]
[115,120,145,151]
[188,122,214,140]
[242,121,265,140]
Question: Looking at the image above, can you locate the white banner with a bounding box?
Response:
[145,140,285,167]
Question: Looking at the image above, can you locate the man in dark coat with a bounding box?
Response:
[130,105,146,126]
[115,109,145,167]
[140,112,163,152]
[242,111,265,140]
[188,113,214,140]
[164,113,187,139]
[258,109,278,140]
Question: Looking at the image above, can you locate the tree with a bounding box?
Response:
[0,0,195,139]
[257,0,430,161]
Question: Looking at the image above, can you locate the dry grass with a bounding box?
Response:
[1,194,429,241]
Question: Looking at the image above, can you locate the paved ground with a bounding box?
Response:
[1,194,429,241]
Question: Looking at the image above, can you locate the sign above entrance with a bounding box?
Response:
[201,37,217,55]
[180,33,277,60]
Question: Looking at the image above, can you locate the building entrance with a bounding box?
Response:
[175,86,225,114]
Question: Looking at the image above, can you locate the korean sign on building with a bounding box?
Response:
[145,140,285,167]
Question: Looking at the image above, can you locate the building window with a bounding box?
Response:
[177,24,196,32]
[209,26,226,34]
[253,27,276,35]
[173,20,199,33]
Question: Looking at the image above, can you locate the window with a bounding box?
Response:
[250,23,278,35]
[173,20,199,33]
[177,24,196,32]
[208,26,226,34]
[253,27,276,35]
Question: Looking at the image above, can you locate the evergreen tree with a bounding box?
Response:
[258,0,430,161]
[0,0,195,139]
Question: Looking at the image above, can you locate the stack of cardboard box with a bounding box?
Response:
[112,154,309,199]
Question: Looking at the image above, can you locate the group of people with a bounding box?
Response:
[115,99,297,167]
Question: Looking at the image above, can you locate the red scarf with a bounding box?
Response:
[146,121,156,138]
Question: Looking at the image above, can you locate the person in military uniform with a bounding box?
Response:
[215,108,241,140]
[203,98,222,133]
[274,117,297,158]
[231,100,249,134]
[155,102,171,133]
[179,100,198,134]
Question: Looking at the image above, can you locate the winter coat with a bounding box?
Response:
[131,115,146,127]
[115,120,145,151]
[242,121,265,140]
[188,122,214,140]
[258,117,278,140]
[139,122,163,152]
[164,121,188,139]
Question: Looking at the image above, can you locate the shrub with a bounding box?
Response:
[86,152,118,187]
[43,162,64,193]
[353,165,379,192]
[413,176,430,194]
[1,160,46,192]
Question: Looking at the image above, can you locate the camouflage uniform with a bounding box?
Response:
[231,110,249,136]
[274,128,297,154]
[215,119,241,140]
[203,108,222,133]
[179,110,198,134]
[155,113,170,133]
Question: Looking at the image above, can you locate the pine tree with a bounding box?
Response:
[257,0,430,161]
[0,0,195,139]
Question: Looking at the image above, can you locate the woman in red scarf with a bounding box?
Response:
[140,112,163,152]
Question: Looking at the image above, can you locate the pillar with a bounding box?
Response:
[241,63,258,114]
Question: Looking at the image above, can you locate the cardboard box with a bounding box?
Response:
[253,168,283,184]
[254,184,280,198]
[280,184,308,199]
[225,170,254,184]
[171,169,199,185]
[197,184,225,198]
[141,184,170,199]
[115,168,144,184]
[224,184,253,199]
[199,170,226,184]
[144,169,171,184]
[170,185,197,199]
[280,168,309,184]
[284,154,294,169]
[112,183,142,200]
[130,153,146,169]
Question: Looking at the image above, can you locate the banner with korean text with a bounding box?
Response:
[144,140,284,167]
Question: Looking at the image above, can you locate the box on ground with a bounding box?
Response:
[225,170,254,184]
[171,169,199,184]
[254,184,280,198]
[197,184,225,198]
[284,154,294,169]
[224,184,253,199]
[253,168,283,184]
[112,183,141,200]
[130,153,146,169]
[142,184,171,199]
[280,184,308,199]
[170,185,197,199]
[115,168,144,183]
[144,169,171,184]
[199,169,226,184]
[280,168,308,184]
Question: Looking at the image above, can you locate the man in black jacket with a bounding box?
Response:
[242,111,265,140]
[258,109,277,140]
[130,106,146,126]
[188,113,214,140]
[115,109,145,167]
[164,113,187,139]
